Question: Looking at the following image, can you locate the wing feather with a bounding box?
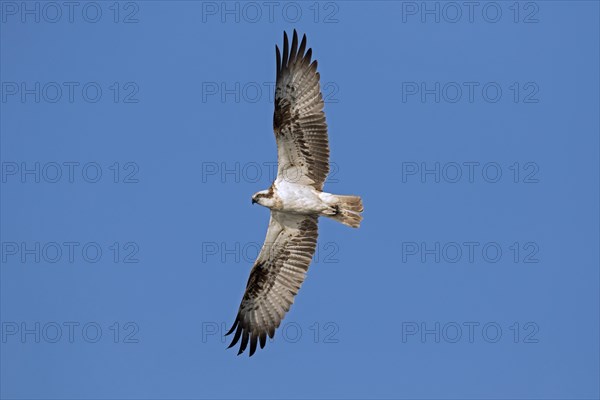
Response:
[226,212,318,356]
[273,30,329,190]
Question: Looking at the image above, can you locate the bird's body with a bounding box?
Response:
[226,30,363,356]
[255,180,335,216]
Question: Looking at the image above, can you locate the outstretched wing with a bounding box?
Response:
[226,212,318,356]
[273,30,329,190]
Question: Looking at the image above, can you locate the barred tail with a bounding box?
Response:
[330,195,363,228]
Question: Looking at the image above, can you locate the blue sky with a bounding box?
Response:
[1,1,599,399]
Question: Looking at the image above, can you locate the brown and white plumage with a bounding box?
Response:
[226,30,363,356]
[226,212,318,356]
[273,30,329,190]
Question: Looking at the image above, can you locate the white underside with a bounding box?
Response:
[273,179,334,216]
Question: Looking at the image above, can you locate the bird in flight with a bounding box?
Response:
[226,30,363,356]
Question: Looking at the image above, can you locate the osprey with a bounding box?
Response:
[226,30,363,356]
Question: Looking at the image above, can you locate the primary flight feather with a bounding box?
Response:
[226,30,363,356]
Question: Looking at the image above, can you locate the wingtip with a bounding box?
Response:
[305,48,313,64]
[260,331,267,347]
[226,322,243,351]
[249,335,258,357]
[225,319,238,336]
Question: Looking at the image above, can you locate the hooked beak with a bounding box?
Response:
[251,198,256,205]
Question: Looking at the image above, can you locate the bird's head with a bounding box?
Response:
[251,189,275,208]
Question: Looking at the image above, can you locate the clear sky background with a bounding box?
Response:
[1,1,599,399]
